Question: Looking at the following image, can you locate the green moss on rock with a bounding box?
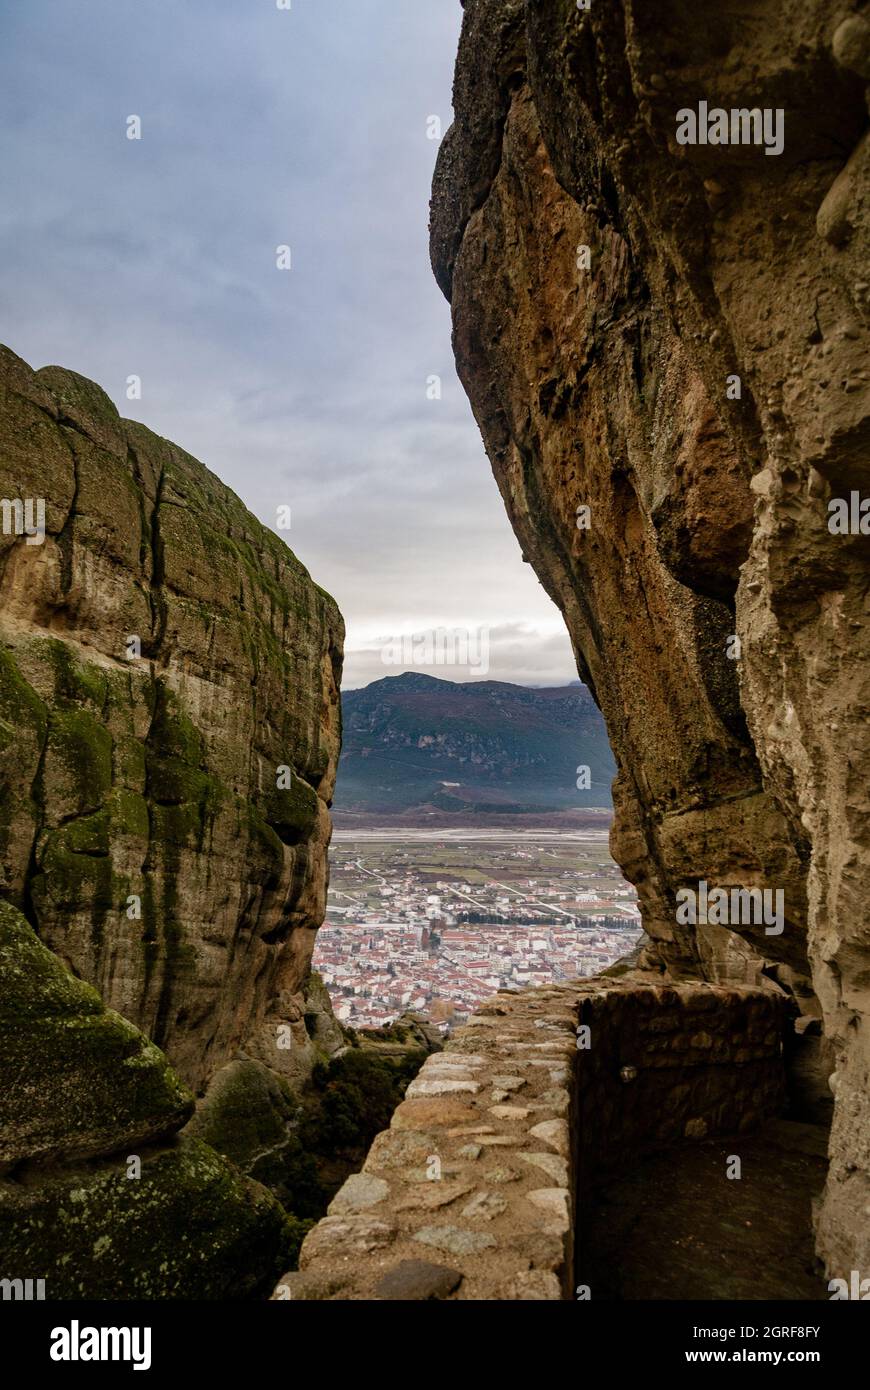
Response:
[0,900,193,1166]
[110,787,150,840]
[43,637,108,710]
[145,687,225,848]
[245,803,286,883]
[0,647,48,748]
[46,707,113,812]
[258,772,318,844]
[186,1058,298,1170]
[32,825,114,916]
[0,1137,296,1299]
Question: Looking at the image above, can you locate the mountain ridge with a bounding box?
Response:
[335,672,615,816]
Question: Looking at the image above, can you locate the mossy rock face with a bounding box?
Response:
[45,707,114,816]
[0,901,193,1167]
[0,345,344,1095]
[144,689,225,850]
[0,345,346,1294]
[257,771,319,845]
[0,646,49,899]
[0,645,48,747]
[36,364,127,460]
[186,1058,299,1171]
[301,969,347,1055]
[42,637,108,710]
[185,1060,321,1254]
[0,1138,296,1300]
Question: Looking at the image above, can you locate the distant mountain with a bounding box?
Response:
[334,673,615,816]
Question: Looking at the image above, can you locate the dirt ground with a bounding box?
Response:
[576,1120,829,1300]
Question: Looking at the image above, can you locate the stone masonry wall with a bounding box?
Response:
[273,977,787,1301]
[575,984,787,1180]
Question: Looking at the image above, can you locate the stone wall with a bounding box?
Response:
[273,977,787,1300]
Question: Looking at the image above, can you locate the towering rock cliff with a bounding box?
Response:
[0,345,344,1294]
[432,0,869,1276]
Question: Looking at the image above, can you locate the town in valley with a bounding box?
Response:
[315,829,642,1032]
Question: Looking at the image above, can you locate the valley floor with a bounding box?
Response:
[318,830,641,1027]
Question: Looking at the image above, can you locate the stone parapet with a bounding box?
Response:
[273,976,787,1301]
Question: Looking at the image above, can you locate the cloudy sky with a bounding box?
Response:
[0,0,577,689]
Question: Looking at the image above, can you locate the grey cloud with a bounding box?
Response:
[344,623,579,692]
[0,0,577,692]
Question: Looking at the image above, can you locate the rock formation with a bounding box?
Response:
[0,345,344,1293]
[431,0,869,1277]
[0,898,293,1298]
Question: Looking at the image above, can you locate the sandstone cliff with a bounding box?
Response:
[0,344,343,1084]
[0,345,345,1293]
[432,0,869,1276]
